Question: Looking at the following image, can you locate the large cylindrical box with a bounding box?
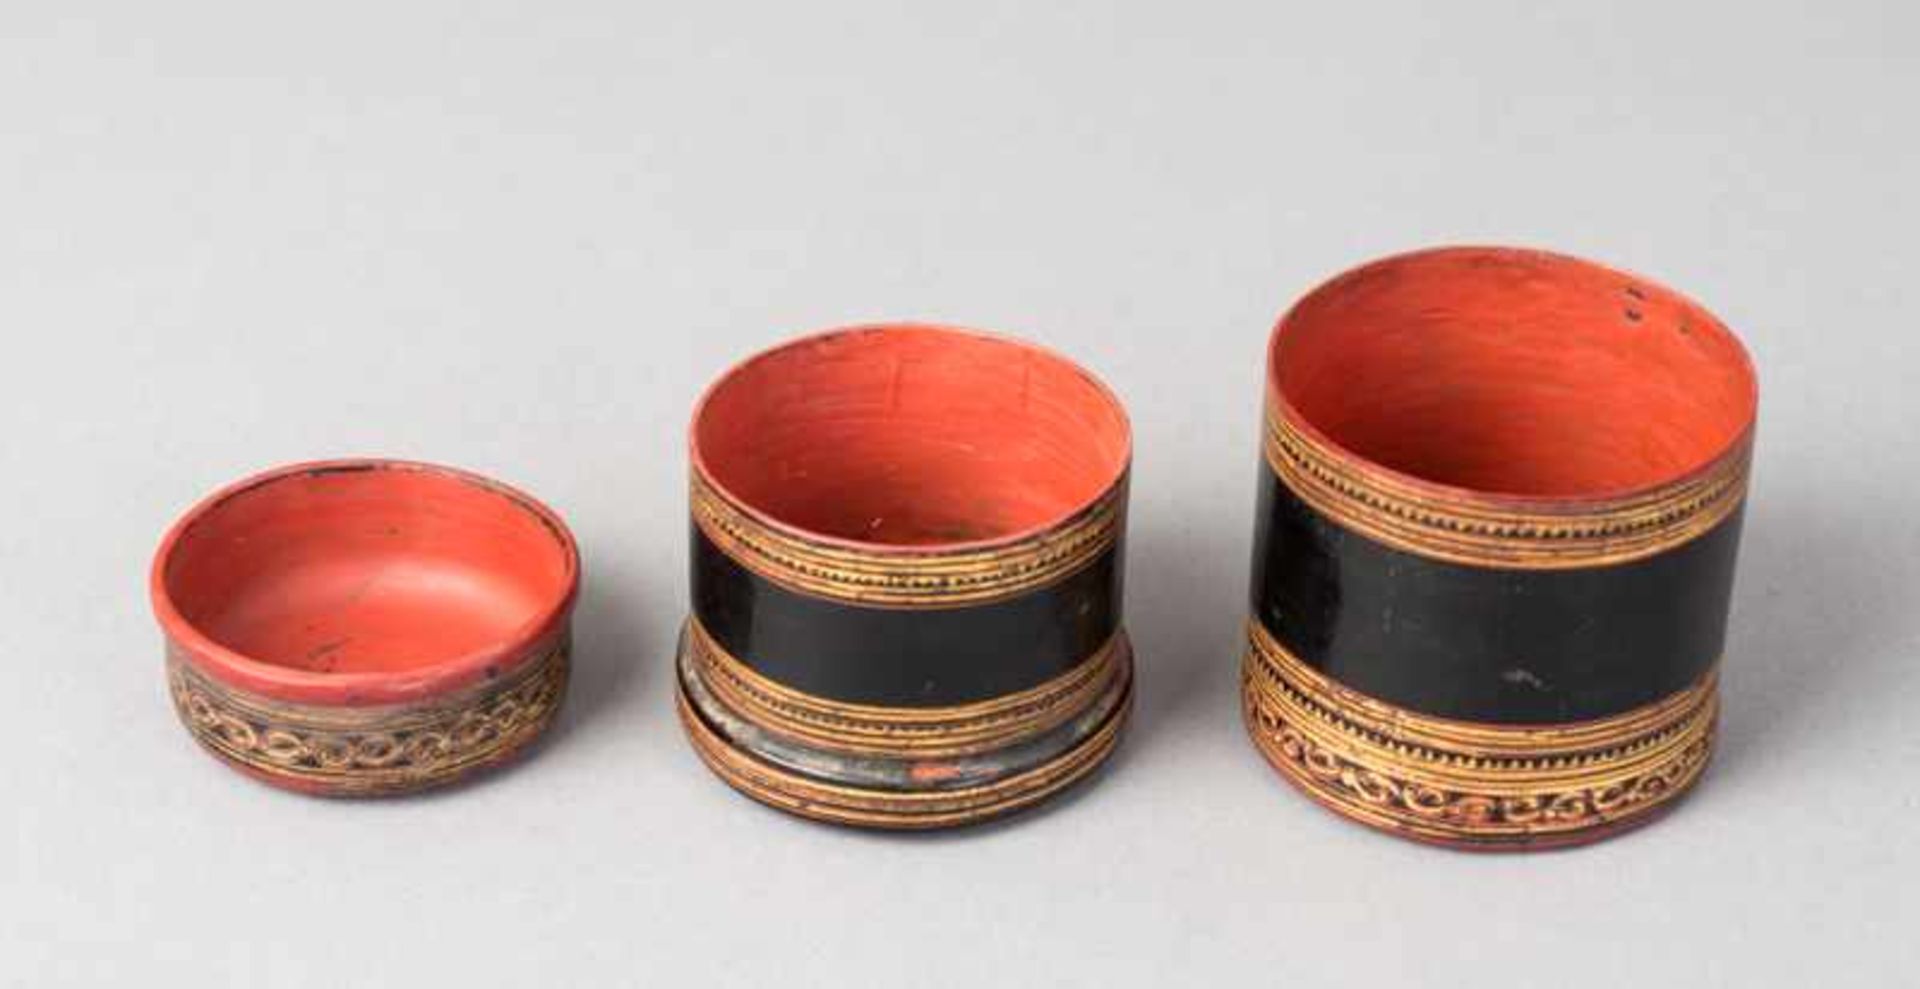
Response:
[1243,247,1757,849]
[677,324,1133,828]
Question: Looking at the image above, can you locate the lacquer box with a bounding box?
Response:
[676,324,1134,828]
[1242,248,1757,849]
[152,460,580,795]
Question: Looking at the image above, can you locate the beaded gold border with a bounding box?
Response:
[690,471,1125,608]
[1242,620,1715,849]
[167,638,569,796]
[683,616,1125,758]
[1264,406,1750,570]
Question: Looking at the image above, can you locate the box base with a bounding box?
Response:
[675,621,1131,829]
[1241,619,1716,850]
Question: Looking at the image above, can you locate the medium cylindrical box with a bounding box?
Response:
[1243,247,1757,849]
[676,324,1133,828]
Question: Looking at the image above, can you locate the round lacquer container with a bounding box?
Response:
[1243,247,1757,850]
[677,324,1134,828]
[152,460,580,796]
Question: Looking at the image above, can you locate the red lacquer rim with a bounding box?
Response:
[1267,246,1759,510]
[688,322,1133,554]
[150,459,582,707]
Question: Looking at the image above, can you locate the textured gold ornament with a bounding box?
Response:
[1242,620,1715,849]
[691,472,1124,608]
[683,616,1125,758]
[167,640,568,796]
[676,618,1131,829]
[1263,406,1750,570]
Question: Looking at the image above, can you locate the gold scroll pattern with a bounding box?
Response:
[167,640,568,796]
[1242,621,1715,848]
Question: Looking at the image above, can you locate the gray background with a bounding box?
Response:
[3,2,1916,986]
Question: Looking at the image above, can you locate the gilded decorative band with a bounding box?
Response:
[1242,620,1716,849]
[167,640,568,796]
[683,615,1125,758]
[1263,406,1750,570]
[690,471,1125,608]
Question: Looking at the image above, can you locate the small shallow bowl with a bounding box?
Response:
[1242,246,1757,850]
[152,459,580,796]
[676,323,1134,829]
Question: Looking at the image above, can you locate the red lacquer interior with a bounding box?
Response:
[158,464,575,676]
[1272,248,1757,498]
[694,325,1131,546]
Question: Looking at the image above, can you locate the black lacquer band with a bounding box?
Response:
[692,526,1124,707]
[1250,465,1743,725]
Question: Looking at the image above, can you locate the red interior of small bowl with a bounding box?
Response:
[694,325,1130,547]
[1272,248,1756,498]
[157,463,576,678]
